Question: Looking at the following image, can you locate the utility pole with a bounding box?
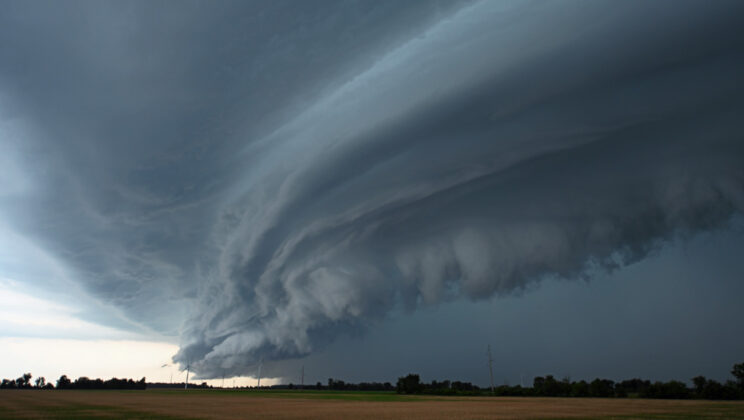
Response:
[487,345,495,395]
[257,360,262,388]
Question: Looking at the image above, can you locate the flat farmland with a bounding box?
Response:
[1,390,743,419]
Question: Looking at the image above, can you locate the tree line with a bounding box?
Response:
[324,378,395,391]
[0,374,145,390]
[3,362,743,399]
[395,362,744,400]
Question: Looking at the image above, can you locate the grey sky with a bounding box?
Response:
[1,0,743,384]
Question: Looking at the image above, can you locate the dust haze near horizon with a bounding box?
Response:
[1,0,744,385]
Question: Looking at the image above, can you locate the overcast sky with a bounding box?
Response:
[1,0,744,386]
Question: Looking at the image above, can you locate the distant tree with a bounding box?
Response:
[589,378,615,398]
[329,379,345,390]
[316,381,322,390]
[451,380,477,392]
[732,363,744,387]
[396,374,421,394]
[571,380,589,397]
[533,376,545,395]
[703,379,725,400]
[641,380,690,399]
[724,380,743,399]
[663,380,691,399]
[617,378,650,397]
[693,376,707,396]
[614,384,627,398]
[56,375,71,389]
[35,377,46,388]
[542,375,561,396]
[16,373,32,389]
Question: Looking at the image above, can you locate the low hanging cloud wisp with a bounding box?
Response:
[173,1,744,378]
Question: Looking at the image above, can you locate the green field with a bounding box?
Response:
[154,388,424,401]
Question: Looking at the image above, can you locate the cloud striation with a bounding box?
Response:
[1,0,743,379]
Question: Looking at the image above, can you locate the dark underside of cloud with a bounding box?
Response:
[1,0,743,379]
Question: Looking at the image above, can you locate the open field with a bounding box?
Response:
[1,389,743,419]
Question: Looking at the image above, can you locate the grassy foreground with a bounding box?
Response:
[1,389,743,419]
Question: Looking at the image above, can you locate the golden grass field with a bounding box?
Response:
[1,389,743,419]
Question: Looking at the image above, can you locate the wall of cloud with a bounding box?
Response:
[174,1,744,378]
[1,0,743,380]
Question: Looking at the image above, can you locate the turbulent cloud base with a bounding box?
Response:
[1,0,743,379]
[177,1,744,378]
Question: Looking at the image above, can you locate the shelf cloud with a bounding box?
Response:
[1,0,743,379]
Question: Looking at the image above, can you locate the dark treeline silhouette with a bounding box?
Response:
[322,378,394,391]
[0,373,52,390]
[147,382,212,389]
[3,362,743,400]
[257,378,394,391]
[395,362,744,400]
[0,374,145,390]
[396,374,481,395]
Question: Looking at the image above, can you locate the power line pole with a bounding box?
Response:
[185,362,190,390]
[257,359,262,388]
[487,345,494,395]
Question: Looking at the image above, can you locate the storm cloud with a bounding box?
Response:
[1,0,743,380]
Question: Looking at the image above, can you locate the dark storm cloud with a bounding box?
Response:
[0,0,469,332]
[1,0,743,379]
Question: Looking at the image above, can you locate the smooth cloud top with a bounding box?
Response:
[1,0,743,379]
